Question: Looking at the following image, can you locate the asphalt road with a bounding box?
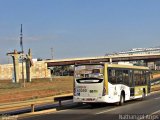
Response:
[19,91,160,120]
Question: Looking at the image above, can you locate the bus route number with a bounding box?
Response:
[77,88,87,92]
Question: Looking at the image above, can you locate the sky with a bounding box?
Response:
[0,0,160,64]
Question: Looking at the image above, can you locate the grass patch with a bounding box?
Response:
[0,76,73,103]
[0,83,21,89]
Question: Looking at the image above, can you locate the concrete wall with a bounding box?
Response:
[0,64,13,80]
[0,61,51,80]
[31,61,51,78]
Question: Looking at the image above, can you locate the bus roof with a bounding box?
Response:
[75,63,149,70]
[106,63,149,70]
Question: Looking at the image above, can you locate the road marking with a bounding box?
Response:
[18,109,57,119]
[154,97,160,100]
[95,107,118,115]
[95,93,160,115]
[151,109,160,115]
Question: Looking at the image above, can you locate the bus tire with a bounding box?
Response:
[119,93,125,106]
[141,89,146,100]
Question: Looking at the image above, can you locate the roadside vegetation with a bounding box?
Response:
[0,77,73,103]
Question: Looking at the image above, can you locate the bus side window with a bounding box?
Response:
[123,70,129,86]
[116,69,123,84]
[146,71,150,85]
[139,71,144,85]
[129,70,133,87]
[108,69,116,84]
[134,70,143,86]
[142,71,146,85]
[134,70,139,86]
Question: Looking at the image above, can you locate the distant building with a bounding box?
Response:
[106,47,160,56]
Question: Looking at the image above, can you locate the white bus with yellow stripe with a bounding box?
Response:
[73,63,151,105]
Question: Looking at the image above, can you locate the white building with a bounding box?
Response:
[106,47,160,56]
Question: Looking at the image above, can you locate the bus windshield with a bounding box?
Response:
[75,65,104,79]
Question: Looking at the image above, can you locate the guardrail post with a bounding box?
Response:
[31,104,35,112]
[59,100,62,106]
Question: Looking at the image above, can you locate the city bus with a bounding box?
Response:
[73,63,151,105]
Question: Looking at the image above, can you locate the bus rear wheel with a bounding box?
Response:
[116,94,125,106]
[120,94,124,105]
[141,90,146,100]
[116,92,125,106]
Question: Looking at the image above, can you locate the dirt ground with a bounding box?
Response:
[153,74,160,79]
[152,70,160,79]
[0,77,73,103]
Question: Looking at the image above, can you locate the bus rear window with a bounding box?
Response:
[75,65,104,79]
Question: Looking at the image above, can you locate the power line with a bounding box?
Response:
[20,24,25,87]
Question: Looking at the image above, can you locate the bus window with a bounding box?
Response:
[129,70,133,87]
[138,71,142,85]
[146,71,150,84]
[108,69,116,84]
[134,70,139,86]
[134,70,145,86]
[123,70,129,86]
[75,65,104,79]
[142,71,146,85]
[92,69,100,74]
[116,70,123,84]
[143,71,147,85]
[85,74,89,78]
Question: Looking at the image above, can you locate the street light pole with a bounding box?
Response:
[20,24,25,87]
[51,47,53,59]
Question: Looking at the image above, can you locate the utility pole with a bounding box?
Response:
[20,24,25,87]
[7,50,21,83]
[8,56,10,64]
[51,48,53,59]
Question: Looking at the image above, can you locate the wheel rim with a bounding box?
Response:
[142,92,145,99]
[121,95,124,104]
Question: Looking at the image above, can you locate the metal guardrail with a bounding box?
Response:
[0,93,73,113]
[151,84,160,90]
[54,95,73,106]
[0,97,54,112]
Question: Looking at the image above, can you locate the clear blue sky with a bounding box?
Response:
[0,0,160,64]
